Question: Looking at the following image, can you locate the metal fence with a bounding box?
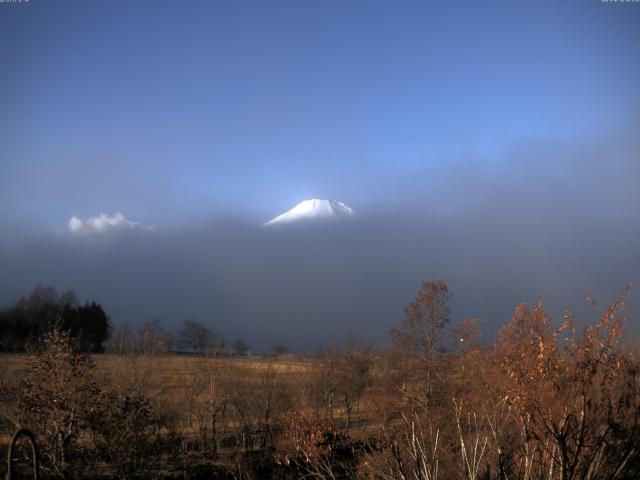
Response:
[5,428,38,480]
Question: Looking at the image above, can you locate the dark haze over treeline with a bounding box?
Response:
[0,127,638,352]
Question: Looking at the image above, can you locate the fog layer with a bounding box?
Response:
[1,127,638,352]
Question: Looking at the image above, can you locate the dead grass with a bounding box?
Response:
[0,352,317,435]
[1,352,313,380]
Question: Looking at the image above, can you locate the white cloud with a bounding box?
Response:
[67,212,151,234]
[68,216,84,232]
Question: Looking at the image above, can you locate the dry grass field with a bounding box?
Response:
[1,352,321,436]
[1,286,639,479]
[0,348,383,478]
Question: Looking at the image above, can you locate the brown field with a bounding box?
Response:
[0,352,324,437]
[1,287,639,479]
[1,348,386,478]
[0,350,380,439]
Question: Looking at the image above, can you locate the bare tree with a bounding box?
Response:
[335,338,372,430]
[137,319,173,355]
[391,279,451,361]
[105,322,135,355]
[180,359,207,430]
[311,343,340,422]
[178,319,211,354]
[450,318,482,353]
[272,344,289,356]
[232,338,250,356]
[390,279,451,405]
[207,333,226,356]
[200,356,229,456]
[364,346,407,433]
[255,365,291,448]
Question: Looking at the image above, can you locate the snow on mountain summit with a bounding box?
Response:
[263,199,355,226]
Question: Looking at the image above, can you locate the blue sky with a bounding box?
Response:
[2,0,639,230]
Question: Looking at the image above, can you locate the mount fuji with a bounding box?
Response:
[263,199,355,226]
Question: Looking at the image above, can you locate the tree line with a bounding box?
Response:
[105,318,258,356]
[0,286,111,353]
[0,286,264,356]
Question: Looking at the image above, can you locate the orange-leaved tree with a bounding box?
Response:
[497,283,640,480]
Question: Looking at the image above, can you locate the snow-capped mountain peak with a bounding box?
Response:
[263,199,355,226]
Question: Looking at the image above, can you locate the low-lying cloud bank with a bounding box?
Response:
[1,124,638,352]
[1,211,637,353]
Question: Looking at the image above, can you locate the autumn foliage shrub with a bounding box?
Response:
[361,282,640,480]
[13,325,163,479]
[89,389,156,479]
[274,413,363,479]
[18,326,99,478]
[496,285,640,480]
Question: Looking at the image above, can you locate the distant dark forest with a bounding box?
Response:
[0,286,111,352]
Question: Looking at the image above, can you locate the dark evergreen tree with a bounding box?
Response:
[0,286,111,352]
